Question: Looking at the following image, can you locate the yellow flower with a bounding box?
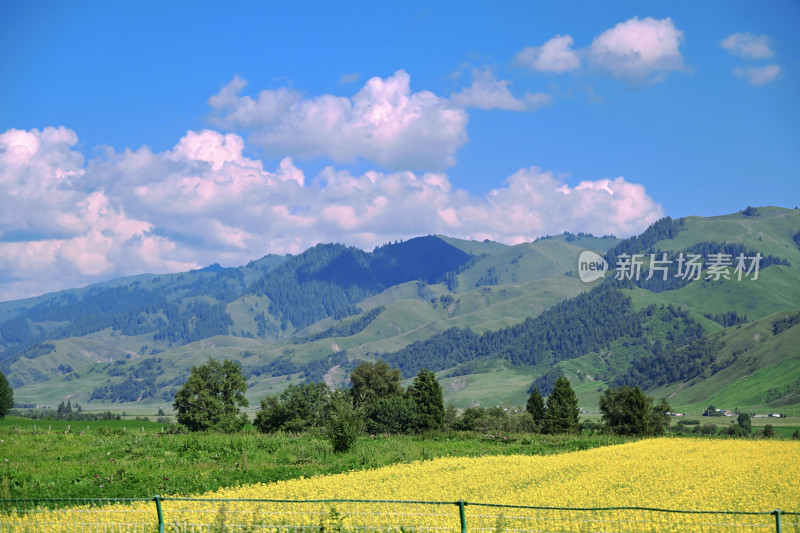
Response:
[4,438,798,531]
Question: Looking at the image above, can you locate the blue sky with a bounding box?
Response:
[0,1,798,300]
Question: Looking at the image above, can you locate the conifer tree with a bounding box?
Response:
[542,376,580,434]
[408,368,444,431]
[526,387,545,432]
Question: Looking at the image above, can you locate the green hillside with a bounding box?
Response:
[2,207,799,414]
[624,265,800,322]
[647,310,800,413]
[660,207,800,264]
[5,237,608,408]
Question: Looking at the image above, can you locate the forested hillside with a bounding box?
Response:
[249,237,471,330]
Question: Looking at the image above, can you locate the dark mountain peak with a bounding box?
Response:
[371,235,472,285]
[193,263,227,273]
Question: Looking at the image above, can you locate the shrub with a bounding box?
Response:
[325,391,363,453]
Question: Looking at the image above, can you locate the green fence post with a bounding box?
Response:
[774,508,782,533]
[458,500,467,533]
[153,495,164,533]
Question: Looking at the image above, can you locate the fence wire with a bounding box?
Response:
[0,498,797,532]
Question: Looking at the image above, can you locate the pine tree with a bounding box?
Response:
[526,387,545,432]
[408,368,444,432]
[541,376,580,434]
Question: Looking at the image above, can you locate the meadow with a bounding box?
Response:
[0,417,627,500]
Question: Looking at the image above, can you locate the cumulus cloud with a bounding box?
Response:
[208,70,468,171]
[0,127,85,239]
[0,128,193,300]
[721,33,775,59]
[733,64,781,86]
[516,35,581,73]
[450,68,551,111]
[516,18,685,85]
[589,17,684,82]
[0,127,663,301]
[456,168,663,243]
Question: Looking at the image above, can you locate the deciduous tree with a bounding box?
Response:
[349,360,402,410]
[365,395,418,434]
[173,358,249,432]
[599,386,672,436]
[254,382,331,433]
[737,413,752,436]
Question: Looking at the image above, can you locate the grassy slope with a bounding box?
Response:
[436,363,537,409]
[624,265,800,323]
[648,311,800,413]
[665,207,800,264]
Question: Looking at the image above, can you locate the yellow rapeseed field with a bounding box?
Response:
[5,438,799,532]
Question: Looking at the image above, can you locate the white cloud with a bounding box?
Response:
[516,35,580,73]
[0,127,85,239]
[589,16,684,82]
[0,127,663,301]
[721,33,775,59]
[208,70,469,171]
[450,68,551,111]
[457,168,663,243]
[721,33,780,86]
[733,64,780,86]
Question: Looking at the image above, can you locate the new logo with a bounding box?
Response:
[578,251,608,283]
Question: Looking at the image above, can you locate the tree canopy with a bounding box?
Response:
[599,386,672,436]
[254,382,331,433]
[173,358,249,432]
[349,360,402,410]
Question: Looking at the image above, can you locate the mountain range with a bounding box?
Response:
[2,206,799,414]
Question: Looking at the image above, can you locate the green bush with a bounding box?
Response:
[365,395,418,435]
[324,391,363,453]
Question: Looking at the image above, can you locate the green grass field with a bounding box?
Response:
[0,417,629,500]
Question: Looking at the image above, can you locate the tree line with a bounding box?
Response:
[167,357,694,454]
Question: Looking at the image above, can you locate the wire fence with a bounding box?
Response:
[0,497,797,532]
